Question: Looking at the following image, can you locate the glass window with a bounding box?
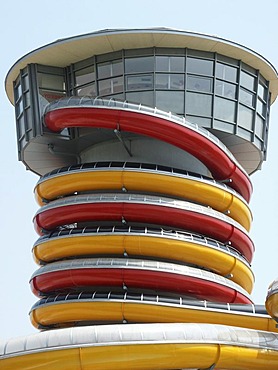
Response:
[185,92,212,116]
[75,66,95,86]
[257,98,265,117]
[255,115,265,139]
[215,80,236,99]
[25,108,32,131]
[39,89,66,103]
[125,56,154,73]
[104,93,124,101]
[240,71,255,91]
[22,75,29,91]
[213,119,235,134]
[187,75,212,92]
[18,116,25,138]
[37,73,65,91]
[126,91,154,107]
[258,82,266,100]
[214,96,236,122]
[76,83,96,97]
[187,58,213,75]
[16,99,23,116]
[15,83,22,101]
[156,91,184,114]
[239,88,254,107]
[237,127,252,140]
[99,77,123,95]
[155,74,184,90]
[156,56,185,72]
[97,60,123,79]
[186,116,211,128]
[238,104,253,130]
[126,75,153,90]
[24,91,30,107]
[216,63,237,82]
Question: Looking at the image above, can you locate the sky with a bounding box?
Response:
[0,0,277,341]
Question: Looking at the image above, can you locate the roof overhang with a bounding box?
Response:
[5,27,278,105]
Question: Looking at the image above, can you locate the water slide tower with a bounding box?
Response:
[1,28,278,369]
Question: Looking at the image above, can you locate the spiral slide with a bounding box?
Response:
[3,100,278,369]
[1,324,278,369]
[44,101,252,202]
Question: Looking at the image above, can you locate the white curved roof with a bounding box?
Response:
[5,28,278,104]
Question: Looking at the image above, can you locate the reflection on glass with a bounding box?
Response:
[156,91,184,114]
[99,77,123,95]
[16,99,23,116]
[37,73,65,90]
[75,66,95,86]
[15,83,22,100]
[238,104,253,130]
[215,80,236,99]
[258,83,266,100]
[76,83,96,97]
[187,75,212,92]
[126,75,153,90]
[214,96,236,122]
[39,89,66,103]
[23,75,29,91]
[187,58,213,75]
[97,60,123,79]
[257,98,266,117]
[216,63,237,82]
[24,91,30,107]
[185,92,212,116]
[156,56,185,72]
[155,74,184,90]
[239,88,254,107]
[255,115,264,139]
[240,71,255,91]
[125,56,154,73]
[126,91,154,107]
[18,116,25,138]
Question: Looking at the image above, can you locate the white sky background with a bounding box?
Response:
[0,0,277,341]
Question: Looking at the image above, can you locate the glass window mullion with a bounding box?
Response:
[252,71,260,142]
[235,61,241,135]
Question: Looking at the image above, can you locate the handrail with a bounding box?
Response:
[43,97,247,176]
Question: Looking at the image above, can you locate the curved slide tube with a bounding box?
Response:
[29,258,252,304]
[1,324,278,369]
[33,226,254,293]
[44,99,252,202]
[34,162,252,231]
[266,278,278,322]
[30,291,277,332]
[33,193,255,262]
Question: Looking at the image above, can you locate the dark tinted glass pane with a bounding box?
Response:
[187,58,213,75]
[238,104,253,130]
[187,75,212,92]
[75,66,95,86]
[125,57,154,73]
[126,75,153,90]
[214,96,236,122]
[185,92,212,116]
[155,74,184,90]
[156,56,185,72]
[215,80,236,99]
[216,63,237,82]
[156,91,184,114]
[98,60,123,79]
[239,88,254,107]
[240,71,255,91]
[126,91,154,107]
